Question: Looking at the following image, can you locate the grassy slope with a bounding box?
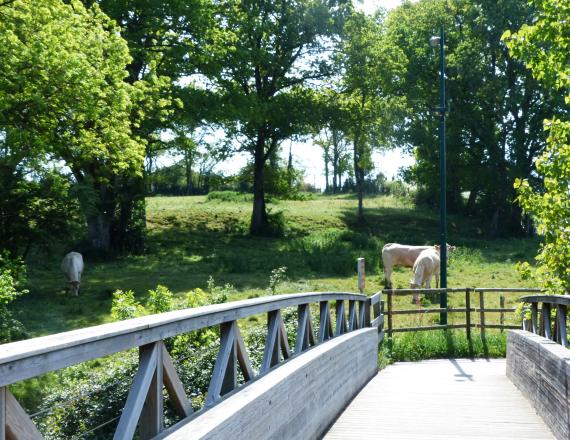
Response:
[15,194,539,337]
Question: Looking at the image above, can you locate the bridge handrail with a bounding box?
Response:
[520,294,570,348]
[0,291,366,387]
[0,291,381,440]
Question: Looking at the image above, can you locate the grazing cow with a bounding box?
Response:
[410,244,456,302]
[61,252,84,296]
[381,243,432,288]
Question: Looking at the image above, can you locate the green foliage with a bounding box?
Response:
[190,0,350,234]
[146,284,174,314]
[267,267,288,295]
[0,252,28,343]
[504,0,570,293]
[110,290,143,321]
[207,191,253,203]
[205,276,233,305]
[331,11,407,219]
[0,171,81,257]
[387,0,564,236]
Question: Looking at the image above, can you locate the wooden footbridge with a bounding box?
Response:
[0,285,567,439]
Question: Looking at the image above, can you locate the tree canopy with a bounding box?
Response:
[504,0,570,293]
[0,0,148,254]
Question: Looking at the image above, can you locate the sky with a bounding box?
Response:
[209,0,416,190]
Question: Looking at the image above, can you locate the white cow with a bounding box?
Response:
[381,243,432,288]
[61,252,84,296]
[410,244,456,302]
[411,247,441,290]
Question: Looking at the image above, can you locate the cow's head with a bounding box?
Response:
[434,244,456,253]
[69,281,80,296]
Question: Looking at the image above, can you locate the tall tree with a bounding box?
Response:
[79,0,210,251]
[0,0,150,253]
[386,0,565,236]
[336,12,406,220]
[504,0,570,293]
[190,0,350,234]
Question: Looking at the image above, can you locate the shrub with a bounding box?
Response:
[267,267,287,295]
[207,191,252,203]
[0,251,29,343]
[146,284,174,313]
[110,290,143,321]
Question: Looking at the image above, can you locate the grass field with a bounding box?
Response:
[15,193,539,338]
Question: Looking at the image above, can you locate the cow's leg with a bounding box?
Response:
[383,265,393,288]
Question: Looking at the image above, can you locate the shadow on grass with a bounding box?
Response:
[339,206,540,264]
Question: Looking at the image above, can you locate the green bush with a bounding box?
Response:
[0,251,29,343]
[36,279,232,438]
[206,191,252,203]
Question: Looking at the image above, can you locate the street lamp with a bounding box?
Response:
[430,26,448,325]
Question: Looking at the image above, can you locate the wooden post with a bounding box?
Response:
[465,288,471,342]
[557,305,568,348]
[387,292,393,337]
[542,303,552,340]
[499,295,505,332]
[140,342,164,439]
[479,290,486,341]
[357,258,365,294]
[0,387,5,440]
[531,302,539,334]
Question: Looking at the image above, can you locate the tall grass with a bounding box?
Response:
[380,330,507,367]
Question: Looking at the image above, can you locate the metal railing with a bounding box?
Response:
[0,291,383,440]
[520,294,570,348]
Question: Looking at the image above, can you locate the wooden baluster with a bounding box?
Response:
[262,311,282,372]
[296,304,311,354]
[114,342,161,440]
[319,301,332,342]
[161,344,193,418]
[479,291,486,343]
[531,302,539,334]
[348,300,357,331]
[140,343,164,439]
[465,288,471,343]
[499,295,505,332]
[358,300,366,329]
[1,387,5,440]
[387,292,393,337]
[3,389,43,440]
[542,303,552,340]
[335,300,347,336]
[557,305,568,348]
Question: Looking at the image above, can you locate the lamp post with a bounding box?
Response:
[430,26,448,326]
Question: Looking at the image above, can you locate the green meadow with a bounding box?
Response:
[16,193,538,338]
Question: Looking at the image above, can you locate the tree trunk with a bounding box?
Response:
[332,130,339,193]
[353,140,364,221]
[324,160,330,193]
[250,133,269,234]
[185,153,193,195]
[87,213,112,252]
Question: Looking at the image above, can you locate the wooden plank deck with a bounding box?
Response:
[324,359,554,439]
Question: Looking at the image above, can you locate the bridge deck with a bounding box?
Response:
[325,359,553,439]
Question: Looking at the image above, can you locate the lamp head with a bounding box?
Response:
[429,36,441,48]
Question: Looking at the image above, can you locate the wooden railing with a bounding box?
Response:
[0,291,383,440]
[520,294,570,348]
[383,288,541,339]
